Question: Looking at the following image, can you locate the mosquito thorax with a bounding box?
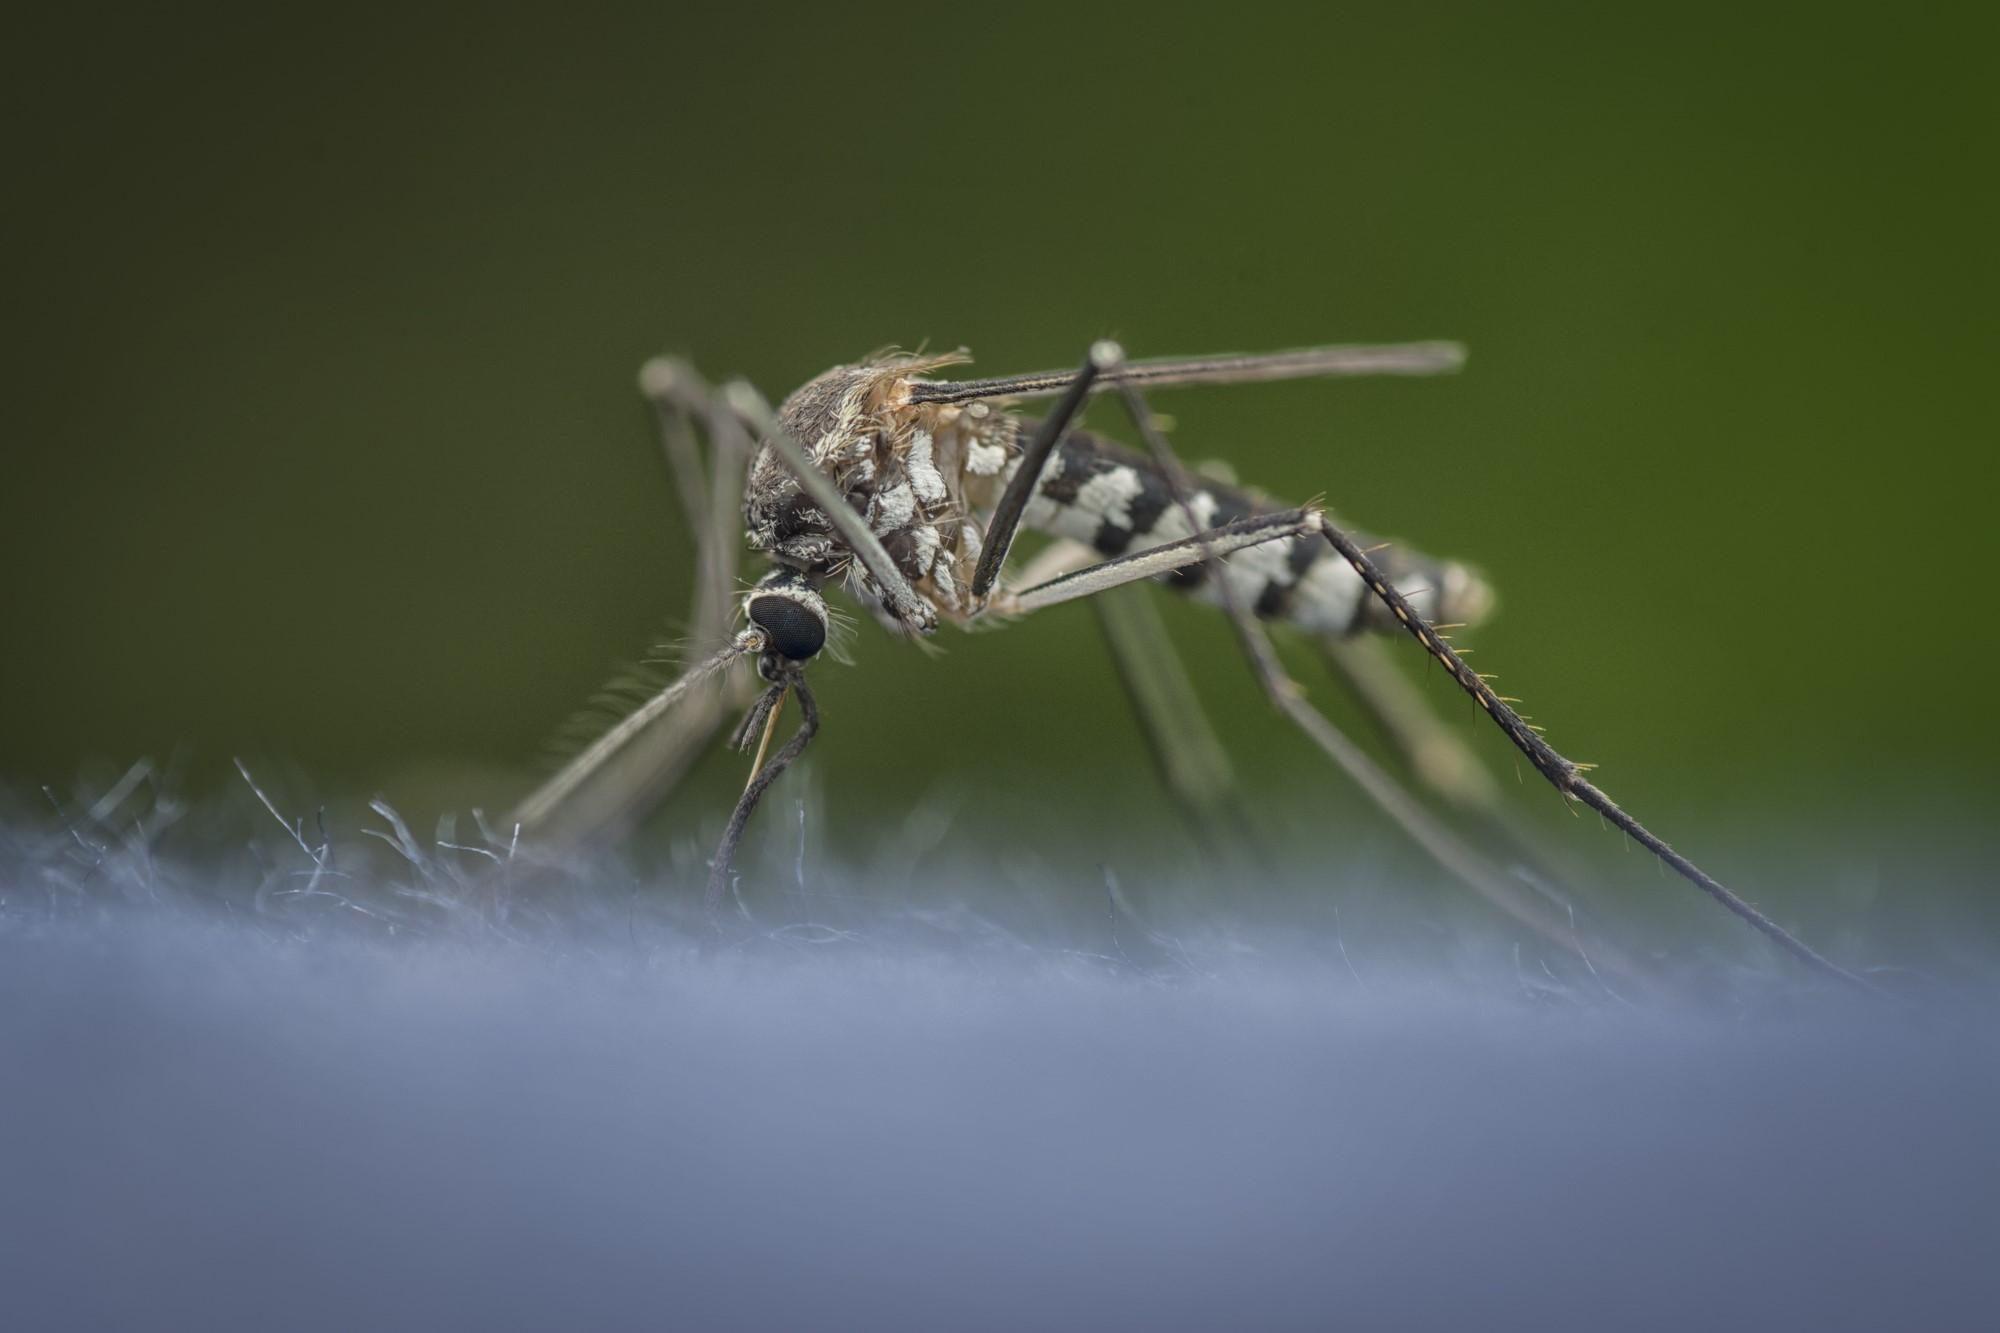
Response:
[744,569,830,663]
[742,362,902,572]
[740,353,995,635]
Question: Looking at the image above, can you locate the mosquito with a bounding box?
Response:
[511,338,1873,994]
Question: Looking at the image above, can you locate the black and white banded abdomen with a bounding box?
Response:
[1016,425,1494,636]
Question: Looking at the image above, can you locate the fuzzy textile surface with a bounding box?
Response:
[2,791,1996,1332]
[1,913,1995,1332]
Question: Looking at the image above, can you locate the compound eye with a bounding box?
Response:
[747,594,827,661]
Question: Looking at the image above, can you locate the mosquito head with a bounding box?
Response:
[744,569,830,665]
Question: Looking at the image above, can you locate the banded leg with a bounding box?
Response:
[1309,515,1879,993]
[978,358,1595,921]
[1318,633,1599,901]
[1094,346,1666,994]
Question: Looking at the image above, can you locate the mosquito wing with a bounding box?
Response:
[906,342,1465,406]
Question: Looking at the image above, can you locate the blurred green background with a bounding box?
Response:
[5,3,1994,929]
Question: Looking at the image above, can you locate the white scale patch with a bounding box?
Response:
[873,483,916,534]
[1137,491,1219,544]
[965,440,1008,476]
[906,431,949,505]
[1213,534,1294,605]
[1017,455,1062,536]
[1288,555,1366,633]
[1029,464,1149,546]
[1073,467,1145,531]
[909,522,941,574]
[930,553,959,606]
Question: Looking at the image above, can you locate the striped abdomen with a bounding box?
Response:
[1016,424,1494,636]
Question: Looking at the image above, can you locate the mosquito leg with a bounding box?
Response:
[992,515,1606,953]
[692,398,762,697]
[1002,536,1102,592]
[1015,535,1253,850]
[1312,517,1881,993]
[704,669,820,942]
[512,631,763,835]
[1091,582,1260,864]
[512,364,755,845]
[540,400,756,840]
[995,509,1325,613]
[1321,634,1504,806]
[639,357,714,541]
[970,342,1119,600]
[1101,359,1667,994]
[1319,632,1600,898]
[642,356,754,643]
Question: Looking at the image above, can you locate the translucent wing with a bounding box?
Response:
[907,341,1464,405]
